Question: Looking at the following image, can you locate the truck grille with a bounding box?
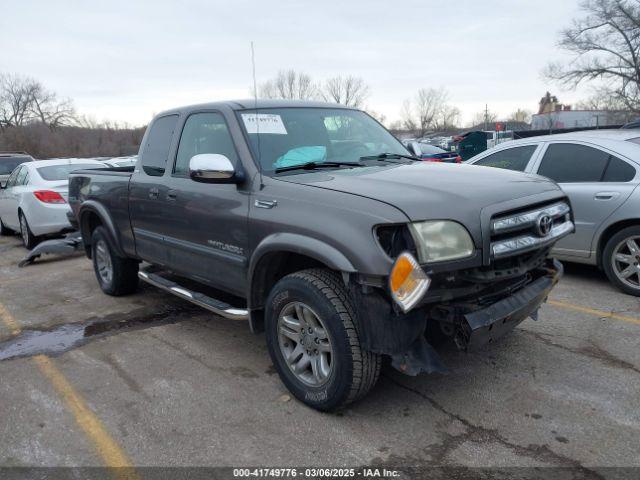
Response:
[490,201,573,260]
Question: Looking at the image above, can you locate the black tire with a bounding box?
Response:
[91,226,139,296]
[18,211,38,249]
[602,226,640,296]
[265,268,381,411]
[0,217,13,236]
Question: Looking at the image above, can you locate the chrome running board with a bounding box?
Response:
[138,268,249,321]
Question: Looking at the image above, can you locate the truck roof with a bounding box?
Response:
[156,99,352,117]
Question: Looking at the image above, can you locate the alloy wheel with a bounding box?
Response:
[95,239,113,285]
[20,215,29,246]
[277,301,334,387]
[611,236,640,291]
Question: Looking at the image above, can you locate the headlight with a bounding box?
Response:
[408,221,474,263]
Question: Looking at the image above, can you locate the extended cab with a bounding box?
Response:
[69,100,574,411]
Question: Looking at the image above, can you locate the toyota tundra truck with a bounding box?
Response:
[68,100,574,411]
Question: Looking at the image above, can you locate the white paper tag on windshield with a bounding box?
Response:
[241,113,288,135]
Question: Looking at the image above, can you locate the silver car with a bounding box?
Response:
[467,130,640,296]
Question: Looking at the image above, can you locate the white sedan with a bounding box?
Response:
[0,158,104,248]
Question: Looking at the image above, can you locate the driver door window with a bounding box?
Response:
[173,112,239,176]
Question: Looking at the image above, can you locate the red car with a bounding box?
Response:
[417,144,462,163]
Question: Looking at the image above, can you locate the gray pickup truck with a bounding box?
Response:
[69,100,574,411]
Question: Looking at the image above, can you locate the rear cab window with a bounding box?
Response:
[140,114,179,176]
[472,145,538,171]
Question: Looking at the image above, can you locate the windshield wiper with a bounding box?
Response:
[275,161,363,173]
[359,152,420,162]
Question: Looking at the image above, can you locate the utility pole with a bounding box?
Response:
[484,104,489,131]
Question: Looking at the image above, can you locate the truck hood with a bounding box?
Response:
[278,162,562,222]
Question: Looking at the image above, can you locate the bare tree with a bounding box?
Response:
[507,108,532,123]
[0,74,37,129]
[0,73,76,130]
[258,70,317,100]
[545,0,640,112]
[366,109,387,125]
[434,105,461,130]
[30,82,76,130]
[576,87,628,109]
[321,76,370,108]
[401,88,450,137]
[470,109,497,128]
[400,99,417,132]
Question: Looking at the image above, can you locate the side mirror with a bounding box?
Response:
[189,154,241,183]
[407,141,422,158]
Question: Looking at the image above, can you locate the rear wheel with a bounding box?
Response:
[603,226,640,296]
[19,212,38,249]
[91,226,139,296]
[265,268,381,411]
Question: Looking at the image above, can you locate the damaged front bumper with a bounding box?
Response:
[456,258,563,350]
[355,258,563,376]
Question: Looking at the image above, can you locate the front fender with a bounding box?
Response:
[249,233,356,280]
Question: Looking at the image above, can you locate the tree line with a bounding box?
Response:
[0,73,144,158]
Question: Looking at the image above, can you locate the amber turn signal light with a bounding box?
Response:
[389,252,431,313]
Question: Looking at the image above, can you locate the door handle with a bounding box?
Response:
[594,191,619,200]
[166,190,177,201]
[254,199,277,209]
[148,188,159,199]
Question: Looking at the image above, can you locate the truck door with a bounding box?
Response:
[160,111,249,296]
[129,114,180,265]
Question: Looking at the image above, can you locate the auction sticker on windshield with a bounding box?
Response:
[241,113,288,134]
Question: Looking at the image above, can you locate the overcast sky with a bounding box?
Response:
[2,0,591,126]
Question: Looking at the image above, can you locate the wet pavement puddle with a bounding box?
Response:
[0,304,201,361]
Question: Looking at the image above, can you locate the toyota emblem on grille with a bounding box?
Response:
[536,214,553,237]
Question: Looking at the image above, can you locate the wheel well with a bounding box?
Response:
[250,251,328,310]
[597,219,640,267]
[80,211,103,257]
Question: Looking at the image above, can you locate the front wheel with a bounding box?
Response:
[91,226,139,296]
[265,269,381,411]
[603,226,640,296]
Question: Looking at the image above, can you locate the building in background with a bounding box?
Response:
[531,91,634,130]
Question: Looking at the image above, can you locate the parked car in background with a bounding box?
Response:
[622,119,640,129]
[467,130,640,296]
[0,152,34,187]
[415,143,462,163]
[0,158,103,248]
[102,156,138,168]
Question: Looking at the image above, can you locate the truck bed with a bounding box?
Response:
[68,167,136,256]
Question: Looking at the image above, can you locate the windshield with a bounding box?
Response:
[37,163,101,181]
[0,157,31,175]
[237,108,409,174]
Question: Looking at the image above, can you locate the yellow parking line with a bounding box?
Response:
[0,303,21,336]
[548,299,640,326]
[0,303,138,479]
